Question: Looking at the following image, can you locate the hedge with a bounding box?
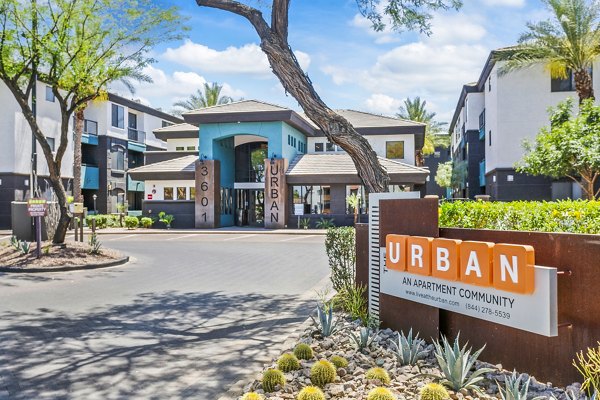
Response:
[439,200,600,234]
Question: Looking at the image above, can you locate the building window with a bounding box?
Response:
[84,119,98,135]
[189,187,196,200]
[111,146,125,171]
[111,104,124,129]
[45,86,55,102]
[389,185,410,192]
[177,187,186,200]
[186,146,195,151]
[434,151,441,158]
[46,137,55,151]
[164,187,173,200]
[175,146,184,151]
[386,141,405,159]
[315,143,324,152]
[550,68,591,92]
[221,187,233,215]
[489,130,492,146]
[326,142,335,152]
[488,76,492,92]
[292,185,331,214]
[162,120,172,128]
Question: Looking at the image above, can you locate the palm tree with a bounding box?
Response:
[494,0,600,103]
[396,97,450,164]
[173,82,234,115]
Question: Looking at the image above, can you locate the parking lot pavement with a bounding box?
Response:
[0,233,329,399]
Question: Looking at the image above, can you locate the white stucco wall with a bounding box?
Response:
[145,180,195,201]
[0,81,74,178]
[166,139,199,152]
[486,62,583,172]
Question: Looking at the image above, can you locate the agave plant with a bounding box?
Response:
[10,235,19,251]
[348,326,378,351]
[310,303,341,337]
[498,370,545,400]
[390,328,428,366]
[432,334,494,395]
[19,241,31,255]
[551,390,598,400]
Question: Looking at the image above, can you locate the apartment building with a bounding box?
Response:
[449,50,597,200]
[0,81,182,228]
[128,100,429,228]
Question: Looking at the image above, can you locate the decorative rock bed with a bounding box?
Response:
[240,314,582,400]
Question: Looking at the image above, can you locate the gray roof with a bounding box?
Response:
[183,100,289,116]
[286,153,429,185]
[153,123,198,140]
[128,155,197,181]
[333,110,425,129]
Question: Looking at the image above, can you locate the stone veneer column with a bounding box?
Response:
[264,158,287,229]
[195,160,220,228]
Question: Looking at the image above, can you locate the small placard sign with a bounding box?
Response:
[294,204,304,216]
[27,198,47,217]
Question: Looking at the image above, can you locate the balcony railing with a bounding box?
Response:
[128,127,146,143]
[479,159,486,187]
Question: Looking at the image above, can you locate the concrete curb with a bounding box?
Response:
[217,275,334,400]
[0,256,130,273]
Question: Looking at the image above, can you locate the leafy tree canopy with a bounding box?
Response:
[517,98,600,199]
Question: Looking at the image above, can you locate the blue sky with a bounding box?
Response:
[116,0,551,124]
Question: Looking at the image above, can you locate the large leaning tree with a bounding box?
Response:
[0,0,184,243]
[195,0,462,193]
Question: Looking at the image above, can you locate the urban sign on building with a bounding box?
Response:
[379,234,558,336]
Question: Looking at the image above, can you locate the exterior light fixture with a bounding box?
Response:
[270,154,277,165]
[199,153,208,164]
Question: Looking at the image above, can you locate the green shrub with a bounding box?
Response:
[310,360,336,387]
[124,216,139,230]
[140,217,153,229]
[299,218,311,229]
[316,218,335,229]
[293,343,313,360]
[241,393,264,400]
[297,386,325,400]
[339,283,369,325]
[158,211,174,229]
[88,233,102,255]
[419,383,449,400]
[277,353,300,372]
[365,367,391,385]
[262,369,285,393]
[324,227,356,293]
[367,387,396,400]
[330,355,348,369]
[439,200,600,234]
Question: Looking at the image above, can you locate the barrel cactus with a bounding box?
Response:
[241,393,264,400]
[365,367,391,385]
[330,355,348,369]
[277,353,301,372]
[297,386,326,400]
[419,383,450,400]
[262,369,285,393]
[310,360,337,387]
[367,387,396,400]
[294,343,314,360]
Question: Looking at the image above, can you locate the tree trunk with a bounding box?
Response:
[574,69,594,104]
[196,0,389,193]
[73,108,85,203]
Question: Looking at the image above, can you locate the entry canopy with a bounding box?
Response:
[286,153,429,185]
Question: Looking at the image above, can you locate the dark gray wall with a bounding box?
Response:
[142,200,195,229]
[423,146,450,198]
[486,168,552,201]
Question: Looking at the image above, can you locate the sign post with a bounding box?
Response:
[294,204,304,228]
[27,198,47,258]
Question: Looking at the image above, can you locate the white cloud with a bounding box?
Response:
[350,14,402,44]
[162,40,311,78]
[480,0,525,7]
[364,94,403,115]
[109,65,245,111]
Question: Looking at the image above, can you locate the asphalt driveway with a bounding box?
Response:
[0,233,329,399]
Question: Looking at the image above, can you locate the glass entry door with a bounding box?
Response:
[235,189,264,227]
